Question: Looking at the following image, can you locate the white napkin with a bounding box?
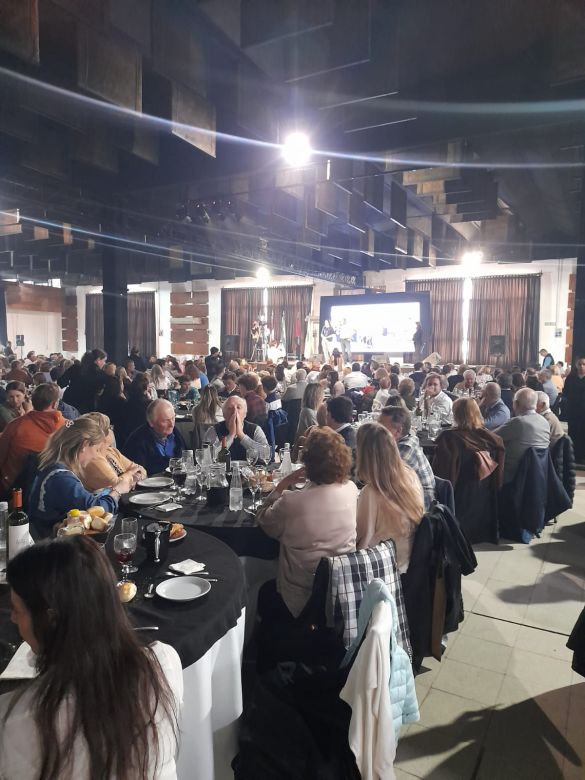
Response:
[169,559,205,575]
[158,503,182,512]
[0,642,37,680]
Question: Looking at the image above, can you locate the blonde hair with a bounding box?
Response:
[81,411,111,438]
[39,417,107,475]
[452,397,484,430]
[356,423,424,524]
[192,385,222,424]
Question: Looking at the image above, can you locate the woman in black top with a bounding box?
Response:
[60,349,107,414]
[563,357,585,463]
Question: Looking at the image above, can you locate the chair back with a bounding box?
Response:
[551,434,576,502]
[500,447,548,541]
[191,422,215,451]
[434,476,455,514]
[281,398,302,444]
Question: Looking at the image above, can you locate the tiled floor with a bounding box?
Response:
[395,474,585,779]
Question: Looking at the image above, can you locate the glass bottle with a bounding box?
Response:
[229,463,243,511]
[8,489,30,561]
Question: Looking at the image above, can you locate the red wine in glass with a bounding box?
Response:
[116,550,132,564]
[173,470,187,488]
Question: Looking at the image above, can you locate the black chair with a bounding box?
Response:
[16,452,39,514]
[551,434,576,504]
[281,398,302,445]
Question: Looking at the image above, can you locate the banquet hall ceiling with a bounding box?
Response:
[0,0,583,286]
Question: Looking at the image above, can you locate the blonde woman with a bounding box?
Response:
[150,363,172,392]
[192,385,224,425]
[80,412,145,492]
[355,422,424,572]
[476,365,493,387]
[29,417,134,538]
[551,364,564,392]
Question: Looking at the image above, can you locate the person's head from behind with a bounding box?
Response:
[32,383,60,412]
[237,372,260,394]
[223,395,247,426]
[146,399,175,438]
[274,364,286,382]
[261,375,277,396]
[10,359,21,371]
[326,395,353,428]
[389,373,399,390]
[82,411,114,449]
[302,382,324,411]
[526,375,541,391]
[413,362,423,372]
[33,372,47,387]
[452,397,484,430]
[327,370,339,387]
[379,405,411,442]
[6,381,26,410]
[538,369,551,384]
[351,362,361,373]
[124,358,135,374]
[82,348,107,371]
[39,416,107,473]
[103,362,116,377]
[223,371,237,392]
[129,371,150,398]
[103,374,125,400]
[302,426,351,485]
[511,372,525,389]
[481,382,501,406]
[7,536,177,778]
[150,363,164,382]
[536,390,550,414]
[193,385,221,424]
[422,372,442,398]
[513,387,537,416]
[399,377,415,398]
[498,372,513,390]
[462,369,476,388]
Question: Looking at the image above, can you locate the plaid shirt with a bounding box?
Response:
[398,431,435,511]
[326,540,412,659]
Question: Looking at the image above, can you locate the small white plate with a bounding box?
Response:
[156,576,211,602]
[137,476,174,489]
[128,491,173,506]
[169,529,187,543]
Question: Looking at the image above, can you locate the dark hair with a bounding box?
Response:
[497,372,512,389]
[380,405,411,437]
[6,380,25,394]
[328,370,339,388]
[414,362,423,371]
[31,383,60,411]
[223,371,236,384]
[210,347,219,355]
[128,372,150,398]
[6,537,177,779]
[10,359,20,369]
[275,364,286,382]
[351,362,361,372]
[327,395,353,424]
[389,373,399,390]
[102,374,125,400]
[511,372,525,390]
[238,373,259,392]
[261,375,277,394]
[81,349,106,374]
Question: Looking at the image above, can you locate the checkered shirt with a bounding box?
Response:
[326,540,412,659]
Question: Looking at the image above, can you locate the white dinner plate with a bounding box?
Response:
[137,476,174,489]
[128,491,173,506]
[169,529,187,543]
[156,576,211,602]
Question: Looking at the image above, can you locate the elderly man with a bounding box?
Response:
[479,382,510,430]
[343,362,369,391]
[536,391,564,447]
[282,369,309,402]
[210,396,268,460]
[379,405,435,510]
[537,369,558,407]
[495,388,550,484]
[418,372,452,417]
[123,398,185,475]
[237,372,268,425]
[454,369,478,396]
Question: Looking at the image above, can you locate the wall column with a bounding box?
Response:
[102,248,128,364]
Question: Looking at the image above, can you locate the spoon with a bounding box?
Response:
[144,582,155,599]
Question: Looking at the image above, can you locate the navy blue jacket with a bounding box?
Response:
[123,424,186,475]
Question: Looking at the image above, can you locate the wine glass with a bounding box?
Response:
[170,459,187,497]
[257,444,271,466]
[195,449,205,467]
[194,465,207,503]
[120,518,139,573]
[246,449,259,468]
[113,533,137,582]
[182,450,195,472]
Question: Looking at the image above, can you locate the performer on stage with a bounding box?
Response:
[339,319,352,362]
[321,319,335,362]
[413,322,424,362]
[250,320,263,361]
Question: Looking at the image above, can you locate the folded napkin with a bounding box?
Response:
[158,502,182,512]
[169,559,205,575]
[0,642,37,680]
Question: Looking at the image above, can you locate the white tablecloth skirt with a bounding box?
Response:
[177,609,245,780]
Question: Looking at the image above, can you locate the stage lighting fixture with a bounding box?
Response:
[282,132,311,167]
[461,249,483,269]
[256,266,270,283]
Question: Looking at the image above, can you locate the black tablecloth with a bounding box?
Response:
[120,485,279,560]
[0,523,247,675]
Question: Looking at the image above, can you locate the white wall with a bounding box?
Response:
[7,311,62,356]
[364,258,576,363]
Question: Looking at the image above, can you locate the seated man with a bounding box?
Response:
[219,371,239,399]
[495,387,550,484]
[453,369,478,395]
[536,391,564,447]
[123,398,185,475]
[209,396,269,460]
[343,362,369,391]
[479,382,510,430]
[325,395,357,451]
[418,373,453,418]
[0,381,32,433]
[5,360,31,384]
[0,383,65,494]
[282,369,309,402]
[378,405,435,510]
[537,369,558,407]
[237,372,268,426]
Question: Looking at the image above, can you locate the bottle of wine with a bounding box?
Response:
[217,435,231,473]
[8,489,30,561]
[229,463,243,511]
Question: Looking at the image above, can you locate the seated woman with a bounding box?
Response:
[257,426,357,619]
[355,422,424,572]
[29,417,134,538]
[398,377,417,410]
[177,374,200,405]
[125,372,154,436]
[150,363,174,395]
[98,375,132,448]
[432,397,505,544]
[81,412,146,492]
[296,383,325,440]
[191,385,223,450]
[327,369,345,398]
[0,536,182,778]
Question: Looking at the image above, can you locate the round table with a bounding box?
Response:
[175,415,194,447]
[0,524,247,780]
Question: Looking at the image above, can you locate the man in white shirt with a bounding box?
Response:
[339,319,353,361]
[343,362,369,391]
[418,372,452,418]
[495,388,550,483]
[536,391,564,447]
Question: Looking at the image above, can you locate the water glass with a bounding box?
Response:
[113,533,137,582]
[120,517,139,573]
[195,449,205,467]
[182,450,195,472]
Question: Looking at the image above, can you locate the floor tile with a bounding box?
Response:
[418,688,492,738]
[459,612,520,646]
[446,633,512,674]
[472,578,531,623]
[395,722,483,779]
[432,658,505,706]
[514,624,573,662]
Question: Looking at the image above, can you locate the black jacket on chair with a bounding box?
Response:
[401,501,477,672]
[551,434,576,504]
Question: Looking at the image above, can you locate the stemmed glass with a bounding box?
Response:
[114,533,137,582]
[257,444,271,466]
[169,457,187,498]
[120,517,138,573]
[246,449,259,469]
[194,466,207,503]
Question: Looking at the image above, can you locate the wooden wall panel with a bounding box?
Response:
[170,289,209,355]
[6,283,64,313]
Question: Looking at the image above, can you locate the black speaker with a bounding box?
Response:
[489,335,505,355]
[224,335,240,353]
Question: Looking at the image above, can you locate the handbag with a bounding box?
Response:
[475,450,498,480]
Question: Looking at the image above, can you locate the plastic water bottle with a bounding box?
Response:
[229,463,243,511]
[279,443,293,477]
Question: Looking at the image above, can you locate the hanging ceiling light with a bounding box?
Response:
[282,132,311,167]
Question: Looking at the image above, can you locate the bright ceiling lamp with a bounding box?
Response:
[282,132,311,167]
[461,249,484,269]
[256,266,270,284]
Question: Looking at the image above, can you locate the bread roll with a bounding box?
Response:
[90,516,108,532]
[117,581,137,603]
[87,506,106,518]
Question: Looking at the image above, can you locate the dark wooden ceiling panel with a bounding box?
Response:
[0,0,39,63]
[78,24,142,111]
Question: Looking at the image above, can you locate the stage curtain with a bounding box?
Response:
[269,286,313,358]
[85,293,104,351]
[128,292,156,359]
[0,284,7,346]
[405,278,465,362]
[468,274,540,366]
[221,287,264,359]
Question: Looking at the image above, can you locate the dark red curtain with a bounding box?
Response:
[269,286,313,358]
[468,275,540,366]
[221,287,264,359]
[127,292,156,358]
[405,278,465,362]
